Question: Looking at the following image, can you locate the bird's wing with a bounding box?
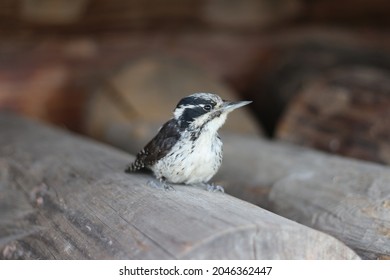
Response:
[128,119,181,171]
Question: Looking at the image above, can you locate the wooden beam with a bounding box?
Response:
[217,134,390,259]
[0,113,358,259]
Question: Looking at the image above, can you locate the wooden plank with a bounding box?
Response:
[0,113,358,259]
[216,133,390,259]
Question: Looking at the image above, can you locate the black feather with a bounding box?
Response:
[125,118,182,172]
[176,95,216,109]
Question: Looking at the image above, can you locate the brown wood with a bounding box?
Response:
[0,113,358,259]
[276,67,390,165]
[214,133,390,260]
[244,34,390,135]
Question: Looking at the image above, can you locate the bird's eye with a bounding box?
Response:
[204,104,212,111]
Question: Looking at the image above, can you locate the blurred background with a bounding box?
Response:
[1,0,390,165]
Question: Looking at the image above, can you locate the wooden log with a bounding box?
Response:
[276,67,390,165]
[0,113,358,259]
[245,32,390,135]
[83,55,263,143]
[215,134,390,260]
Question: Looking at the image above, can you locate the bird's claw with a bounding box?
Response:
[206,183,224,193]
[147,180,175,191]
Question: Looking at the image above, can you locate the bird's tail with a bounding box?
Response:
[124,159,144,173]
[125,164,135,173]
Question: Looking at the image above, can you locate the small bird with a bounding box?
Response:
[125,93,252,192]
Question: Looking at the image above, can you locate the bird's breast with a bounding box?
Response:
[152,131,222,184]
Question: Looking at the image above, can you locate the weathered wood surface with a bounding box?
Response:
[0,113,358,259]
[217,134,390,260]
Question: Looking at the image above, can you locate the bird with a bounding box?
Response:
[125,93,252,192]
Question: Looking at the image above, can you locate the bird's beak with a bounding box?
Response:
[221,100,252,113]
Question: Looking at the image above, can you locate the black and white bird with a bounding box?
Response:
[125,93,252,192]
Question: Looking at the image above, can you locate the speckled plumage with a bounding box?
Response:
[125,93,251,187]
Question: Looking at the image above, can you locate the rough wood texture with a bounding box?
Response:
[0,113,358,260]
[216,134,390,260]
[276,67,390,165]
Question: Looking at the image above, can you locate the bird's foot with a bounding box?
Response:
[205,183,225,193]
[147,179,175,191]
[207,184,224,193]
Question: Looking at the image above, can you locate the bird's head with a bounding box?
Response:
[173,93,252,132]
